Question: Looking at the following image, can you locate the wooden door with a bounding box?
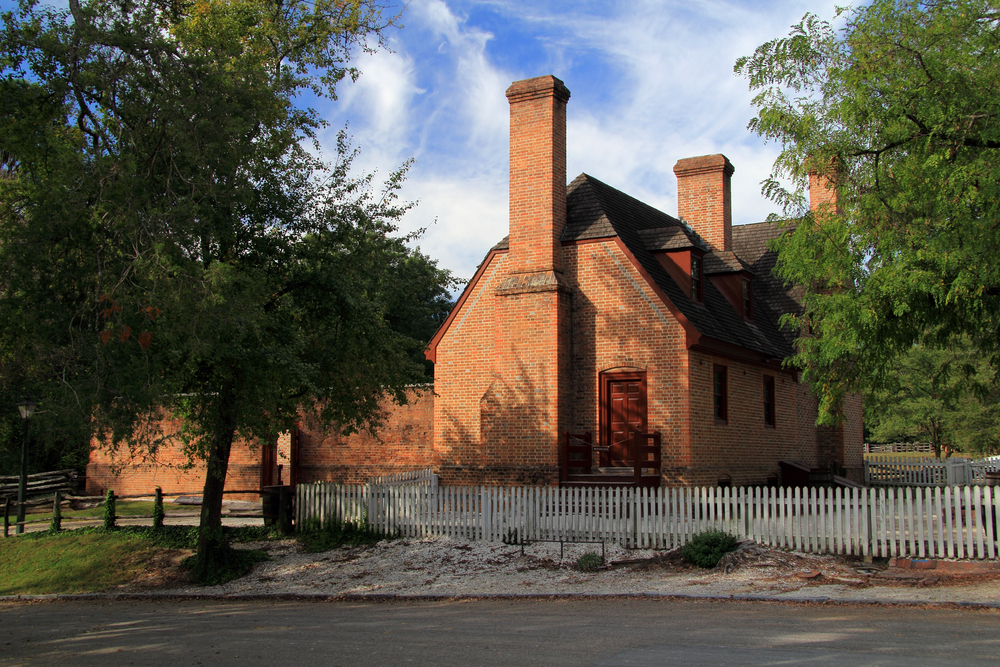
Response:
[601,372,647,467]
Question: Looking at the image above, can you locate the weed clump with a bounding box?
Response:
[575,551,603,572]
[680,529,739,568]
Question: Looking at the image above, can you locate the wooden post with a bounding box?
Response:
[51,491,61,532]
[3,497,9,537]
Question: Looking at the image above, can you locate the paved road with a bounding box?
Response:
[2,598,998,666]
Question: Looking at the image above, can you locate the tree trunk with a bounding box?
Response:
[191,388,238,583]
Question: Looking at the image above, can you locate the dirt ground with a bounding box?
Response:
[115,536,1000,606]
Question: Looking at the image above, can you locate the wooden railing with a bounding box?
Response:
[561,431,661,486]
[561,432,594,482]
[632,432,662,487]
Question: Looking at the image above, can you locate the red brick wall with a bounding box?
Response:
[563,240,691,480]
[296,386,435,484]
[687,352,816,486]
[86,416,264,501]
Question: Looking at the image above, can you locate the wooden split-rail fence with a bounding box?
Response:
[296,482,1000,560]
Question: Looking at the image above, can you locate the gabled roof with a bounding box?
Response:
[563,174,793,360]
[704,250,753,276]
[430,174,800,364]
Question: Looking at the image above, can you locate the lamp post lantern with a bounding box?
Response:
[15,397,36,535]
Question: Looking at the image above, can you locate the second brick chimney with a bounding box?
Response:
[673,154,735,251]
[809,171,840,214]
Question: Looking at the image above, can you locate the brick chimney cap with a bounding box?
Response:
[506,75,571,104]
[673,154,735,177]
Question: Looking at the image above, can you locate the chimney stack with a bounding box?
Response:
[506,75,571,275]
[673,154,735,251]
[809,171,840,214]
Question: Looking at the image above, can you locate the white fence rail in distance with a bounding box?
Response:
[865,455,1000,487]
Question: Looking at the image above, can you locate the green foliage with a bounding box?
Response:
[153,487,164,529]
[866,339,1000,457]
[0,0,453,578]
[297,518,388,553]
[736,0,1000,422]
[103,490,116,530]
[575,552,603,572]
[681,529,739,569]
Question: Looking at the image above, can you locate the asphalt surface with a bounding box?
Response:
[2,597,999,666]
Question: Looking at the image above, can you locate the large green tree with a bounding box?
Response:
[736,0,1000,422]
[1,0,452,580]
[866,339,1000,458]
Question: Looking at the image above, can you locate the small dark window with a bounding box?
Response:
[713,365,727,423]
[742,278,753,320]
[691,255,703,301]
[763,375,775,427]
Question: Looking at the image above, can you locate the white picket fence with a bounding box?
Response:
[295,482,1000,560]
[865,455,999,486]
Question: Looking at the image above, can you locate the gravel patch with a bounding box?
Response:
[158,536,1000,606]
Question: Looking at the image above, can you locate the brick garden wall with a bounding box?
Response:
[86,416,266,502]
[296,386,435,485]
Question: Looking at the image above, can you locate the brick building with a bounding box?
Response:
[424,74,861,488]
[86,74,861,497]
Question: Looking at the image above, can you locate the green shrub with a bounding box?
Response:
[575,551,603,572]
[680,529,739,568]
[153,487,164,529]
[103,490,116,530]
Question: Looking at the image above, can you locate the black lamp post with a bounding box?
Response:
[15,397,37,535]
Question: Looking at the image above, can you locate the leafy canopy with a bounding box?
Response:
[0,0,455,580]
[736,0,1000,422]
[866,338,1000,458]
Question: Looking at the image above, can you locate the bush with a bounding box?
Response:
[680,529,739,568]
[103,490,116,530]
[575,552,603,572]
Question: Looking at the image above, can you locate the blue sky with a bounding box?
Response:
[317,0,835,281]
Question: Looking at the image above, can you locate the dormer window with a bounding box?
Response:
[742,278,753,320]
[691,255,703,301]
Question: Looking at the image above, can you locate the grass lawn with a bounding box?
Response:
[0,525,278,594]
[0,530,181,595]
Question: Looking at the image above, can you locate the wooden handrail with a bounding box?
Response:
[632,432,662,487]
[562,432,593,482]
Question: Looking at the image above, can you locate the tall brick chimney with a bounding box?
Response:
[487,75,572,486]
[505,75,571,276]
[673,154,735,251]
